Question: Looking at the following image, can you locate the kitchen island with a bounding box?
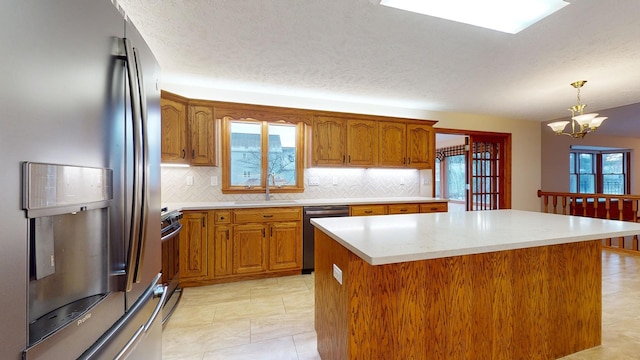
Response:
[311,210,640,359]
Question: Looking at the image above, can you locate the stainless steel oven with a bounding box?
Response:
[160,208,182,326]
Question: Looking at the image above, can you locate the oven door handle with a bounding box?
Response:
[161,223,182,242]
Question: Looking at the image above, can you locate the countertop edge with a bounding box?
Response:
[163,197,448,212]
[310,210,640,266]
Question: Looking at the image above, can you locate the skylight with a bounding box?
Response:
[380,0,570,34]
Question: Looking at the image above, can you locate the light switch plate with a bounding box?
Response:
[210,176,218,186]
[186,175,194,186]
[333,264,343,285]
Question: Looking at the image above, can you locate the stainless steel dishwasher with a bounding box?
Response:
[302,205,350,273]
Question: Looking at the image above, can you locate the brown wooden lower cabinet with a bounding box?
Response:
[213,224,232,277]
[180,207,303,287]
[179,211,210,280]
[420,202,448,213]
[351,201,448,216]
[233,223,268,274]
[269,221,302,271]
[180,202,447,287]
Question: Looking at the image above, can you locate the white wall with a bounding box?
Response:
[162,83,542,210]
[541,127,640,193]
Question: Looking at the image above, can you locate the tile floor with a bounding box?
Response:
[162,249,640,359]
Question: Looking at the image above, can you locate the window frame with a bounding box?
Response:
[221,116,305,194]
[569,149,630,195]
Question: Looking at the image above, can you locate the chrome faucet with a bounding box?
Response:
[265,173,275,201]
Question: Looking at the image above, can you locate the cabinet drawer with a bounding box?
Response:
[350,205,387,216]
[215,211,231,224]
[388,204,420,215]
[233,207,302,223]
[420,202,448,213]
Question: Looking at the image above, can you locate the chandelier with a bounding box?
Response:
[547,80,607,138]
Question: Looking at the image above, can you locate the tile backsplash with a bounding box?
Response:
[161,166,433,203]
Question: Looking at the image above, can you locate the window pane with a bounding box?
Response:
[230,122,262,187]
[603,174,624,194]
[435,158,441,197]
[446,155,466,201]
[579,174,595,193]
[578,153,594,173]
[570,174,577,192]
[267,124,297,186]
[602,153,623,174]
[569,153,575,173]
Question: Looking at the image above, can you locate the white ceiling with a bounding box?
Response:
[117,0,640,135]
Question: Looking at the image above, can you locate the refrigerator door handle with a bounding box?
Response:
[123,37,144,292]
[132,44,150,284]
[113,325,144,360]
[144,285,167,332]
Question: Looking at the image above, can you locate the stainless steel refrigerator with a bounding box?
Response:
[0,0,163,359]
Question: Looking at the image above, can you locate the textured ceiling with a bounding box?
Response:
[117,0,640,132]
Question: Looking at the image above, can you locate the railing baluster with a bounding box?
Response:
[538,190,640,253]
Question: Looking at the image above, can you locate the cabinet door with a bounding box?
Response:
[213,225,232,277]
[406,124,434,169]
[312,116,346,166]
[347,119,378,167]
[180,211,208,279]
[160,97,189,163]
[233,223,268,274]
[268,222,302,271]
[189,105,216,166]
[378,121,406,167]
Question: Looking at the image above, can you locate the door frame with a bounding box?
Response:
[435,128,512,210]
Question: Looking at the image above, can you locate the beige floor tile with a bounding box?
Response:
[163,318,250,356]
[249,276,311,300]
[282,291,314,313]
[179,283,251,306]
[213,297,286,322]
[293,331,322,360]
[163,303,216,329]
[201,336,298,360]
[161,351,205,360]
[250,309,315,343]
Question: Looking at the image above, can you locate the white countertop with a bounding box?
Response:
[162,196,447,212]
[311,209,640,265]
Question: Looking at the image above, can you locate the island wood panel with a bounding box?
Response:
[314,230,601,359]
[314,228,349,360]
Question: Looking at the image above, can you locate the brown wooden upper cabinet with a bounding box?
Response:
[379,121,434,169]
[189,105,216,166]
[160,91,216,166]
[161,95,189,164]
[312,116,346,166]
[347,119,378,167]
[312,115,435,169]
[312,116,378,167]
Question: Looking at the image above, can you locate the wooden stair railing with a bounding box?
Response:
[537,190,640,251]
